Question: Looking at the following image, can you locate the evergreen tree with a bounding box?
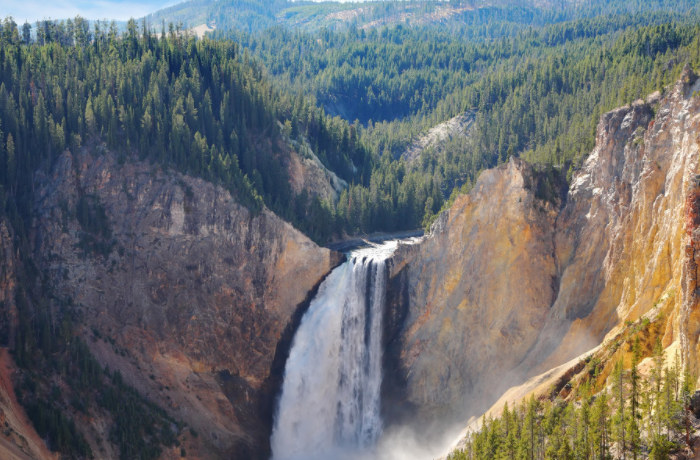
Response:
[613,357,627,460]
[627,337,642,460]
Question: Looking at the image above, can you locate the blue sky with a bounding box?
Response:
[1,0,179,23]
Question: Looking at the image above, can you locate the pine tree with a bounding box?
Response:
[6,133,15,192]
[521,395,540,460]
[650,339,665,438]
[627,337,642,460]
[575,383,592,460]
[591,389,610,460]
[85,97,96,135]
[501,402,518,460]
[613,357,626,460]
[680,366,695,448]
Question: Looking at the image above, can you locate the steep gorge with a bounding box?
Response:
[1,61,699,460]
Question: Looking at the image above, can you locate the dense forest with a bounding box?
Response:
[148,0,700,35]
[2,8,700,246]
[447,319,696,460]
[223,12,700,230]
[0,15,379,244]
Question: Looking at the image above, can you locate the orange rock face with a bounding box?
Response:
[385,158,562,428]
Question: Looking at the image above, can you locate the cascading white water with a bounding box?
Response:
[271,242,398,460]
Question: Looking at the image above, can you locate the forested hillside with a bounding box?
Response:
[0,16,380,244]
[3,9,700,242]
[224,13,700,231]
[448,320,696,460]
[146,0,700,35]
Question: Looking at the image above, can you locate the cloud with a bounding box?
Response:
[1,0,177,23]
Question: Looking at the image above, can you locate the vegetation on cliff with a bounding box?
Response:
[448,315,697,460]
[7,235,186,459]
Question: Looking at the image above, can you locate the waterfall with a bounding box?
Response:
[271,243,396,460]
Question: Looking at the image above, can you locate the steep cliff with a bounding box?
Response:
[385,68,700,431]
[384,157,564,426]
[29,147,341,458]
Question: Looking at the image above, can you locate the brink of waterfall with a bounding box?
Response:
[271,242,399,460]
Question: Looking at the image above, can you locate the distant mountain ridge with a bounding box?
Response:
[142,0,700,35]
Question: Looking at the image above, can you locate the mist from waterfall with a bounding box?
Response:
[270,243,396,460]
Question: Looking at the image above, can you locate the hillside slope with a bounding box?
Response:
[0,225,53,460]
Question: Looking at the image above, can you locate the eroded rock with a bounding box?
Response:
[32,148,341,458]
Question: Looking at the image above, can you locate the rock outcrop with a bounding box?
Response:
[385,68,700,430]
[400,112,475,165]
[31,148,341,458]
[287,148,347,202]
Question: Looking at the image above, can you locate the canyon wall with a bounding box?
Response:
[385,67,700,429]
[29,148,341,458]
[383,157,561,424]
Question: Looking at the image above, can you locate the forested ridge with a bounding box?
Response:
[147,0,700,36]
[225,11,698,125]
[225,12,700,230]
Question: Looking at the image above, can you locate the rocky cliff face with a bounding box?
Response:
[287,148,347,202]
[385,68,700,429]
[384,157,561,423]
[29,148,341,458]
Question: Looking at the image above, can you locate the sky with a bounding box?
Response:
[1,0,179,24]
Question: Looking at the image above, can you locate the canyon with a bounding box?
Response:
[0,69,699,460]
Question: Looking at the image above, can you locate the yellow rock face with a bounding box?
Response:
[386,68,700,430]
[387,157,560,422]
